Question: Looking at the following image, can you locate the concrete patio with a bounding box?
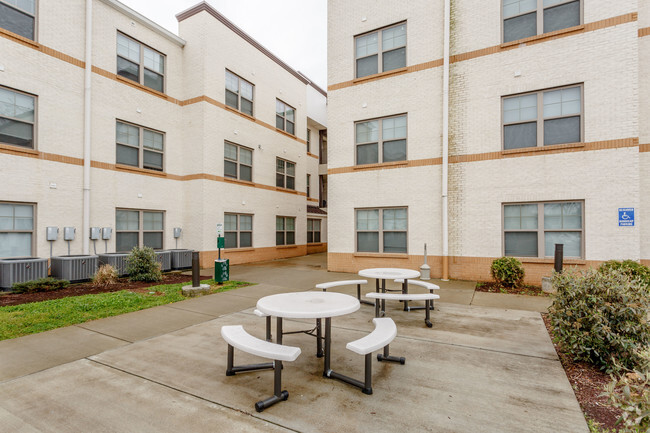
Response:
[0,253,587,432]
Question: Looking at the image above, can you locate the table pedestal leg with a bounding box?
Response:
[381,279,386,315]
[276,317,283,344]
[316,318,323,357]
[323,317,331,376]
[402,279,409,311]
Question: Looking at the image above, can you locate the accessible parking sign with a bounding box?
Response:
[618,208,635,227]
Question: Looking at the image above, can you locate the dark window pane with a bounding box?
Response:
[240,165,252,181]
[241,99,253,116]
[117,57,140,82]
[225,90,239,110]
[276,173,285,188]
[383,139,406,162]
[143,150,162,171]
[544,1,580,33]
[116,232,138,252]
[504,122,537,149]
[143,232,163,249]
[357,143,378,165]
[0,3,34,40]
[224,232,237,248]
[544,116,580,145]
[314,232,321,243]
[356,55,378,78]
[504,12,536,43]
[276,115,284,130]
[224,160,237,178]
[286,232,295,245]
[384,232,407,253]
[0,118,33,147]
[276,232,285,245]
[286,176,295,190]
[307,232,313,243]
[116,144,138,166]
[286,121,294,135]
[382,47,406,72]
[143,69,164,92]
[240,232,252,248]
[504,232,538,257]
[357,232,379,252]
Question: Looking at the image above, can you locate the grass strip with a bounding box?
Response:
[0,279,249,341]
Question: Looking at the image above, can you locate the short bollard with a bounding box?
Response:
[181,251,210,297]
[554,244,564,273]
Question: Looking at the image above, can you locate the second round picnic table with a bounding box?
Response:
[358,267,421,314]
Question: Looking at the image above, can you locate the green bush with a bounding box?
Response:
[599,260,650,289]
[605,349,649,432]
[549,269,650,373]
[11,277,70,294]
[490,257,525,287]
[126,247,162,282]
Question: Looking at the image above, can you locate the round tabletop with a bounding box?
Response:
[358,268,421,280]
[256,292,360,319]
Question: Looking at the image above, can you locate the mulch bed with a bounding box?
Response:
[475,281,550,297]
[542,314,624,431]
[0,273,213,307]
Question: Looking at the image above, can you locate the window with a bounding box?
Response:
[355,23,406,79]
[356,207,407,253]
[0,0,35,40]
[224,142,252,181]
[116,209,164,252]
[0,202,34,258]
[503,85,581,150]
[276,158,295,190]
[225,70,254,116]
[503,201,583,258]
[0,86,35,149]
[356,114,407,165]
[276,216,295,245]
[116,121,164,171]
[307,219,321,243]
[306,128,311,153]
[224,213,252,248]
[276,100,295,135]
[503,0,581,43]
[117,33,165,93]
[306,174,311,198]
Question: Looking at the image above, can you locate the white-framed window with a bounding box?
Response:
[224,141,252,181]
[225,70,254,116]
[306,128,311,153]
[356,114,407,165]
[276,99,295,135]
[116,121,164,171]
[503,84,582,150]
[503,201,583,258]
[0,202,34,258]
[276,216,295,245]
[306,174,311,198]
[355,22,406,79]
[356,207,407,253]
[0,86,35,149]
[307,218,321,243]
[503,0,581,43]
[117,32,165,93]
[0,0,36,40]
[116,209,164,252]
[224,213,252,248]
[276,158,296,190]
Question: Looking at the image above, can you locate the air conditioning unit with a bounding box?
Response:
[170,249,193,270]
[97,253,130,277]
[155,250,171,272]
[0,258,48,289]
[50,255,98,282]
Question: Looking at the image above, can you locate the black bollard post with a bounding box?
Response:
[192,251,200,288]
[554,244,564,273]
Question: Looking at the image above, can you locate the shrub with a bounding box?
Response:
[490,257,525,287]
[549,268,650,373]
[126,246,162,282]
[92,264,118,288]
[605,349,650,432]
[599,260,650,289]
[12,277,70,294]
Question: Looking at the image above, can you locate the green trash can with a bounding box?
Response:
[215,259,229,284]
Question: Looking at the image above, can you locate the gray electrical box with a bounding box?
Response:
[64,227,76,241]
[46,227,59,241]
[173,227,182,238]
[90,227,101,240]
[102,227,112,240]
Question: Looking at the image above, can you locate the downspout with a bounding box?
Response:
[441,0,450,280]
[82,0,92,255]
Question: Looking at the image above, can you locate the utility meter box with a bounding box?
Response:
[46,227,59,241]
[101,227,112,240]
[90,227,101,240]
[63,227,76,241]
[173,227,182,238]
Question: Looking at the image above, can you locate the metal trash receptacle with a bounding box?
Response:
[214,259,229,284]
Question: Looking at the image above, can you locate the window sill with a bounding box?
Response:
[307,243,324,246]
[275,186,297,193]
[353,253,409,259]
[0,143,38,155]
[307,152,319,159]
[353,67,408,84]
[275,128,297,140]
[516,257,586,265]
[502,142,585,156]
[0,27,39,47]
[277,245,298,249]
[223,104,255,121]
[500,24,585,48]
[353,160,408,170]
[115,75,167,98]
[307,198,319,202]
[115,164,167,177]
[226,247,255,252]
[224,177,255,186]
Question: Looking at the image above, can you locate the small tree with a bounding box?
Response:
[126,247,162,282]
[490,257,525,288]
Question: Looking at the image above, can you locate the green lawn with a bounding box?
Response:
[0,279,249,341]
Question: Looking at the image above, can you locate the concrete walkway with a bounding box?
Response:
[0,253,586,432]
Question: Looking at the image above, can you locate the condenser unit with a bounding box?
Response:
[0,258,48,290]
[50,255,98,282]
[170,249,193,270]
[155,250,171,272]
[97,253,130,277]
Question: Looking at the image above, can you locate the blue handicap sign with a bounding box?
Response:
[618,208,634,227]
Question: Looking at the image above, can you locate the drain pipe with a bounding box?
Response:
[82,0,92,255]
[441,0,450,281]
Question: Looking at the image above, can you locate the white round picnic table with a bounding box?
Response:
[358,268,421,314]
